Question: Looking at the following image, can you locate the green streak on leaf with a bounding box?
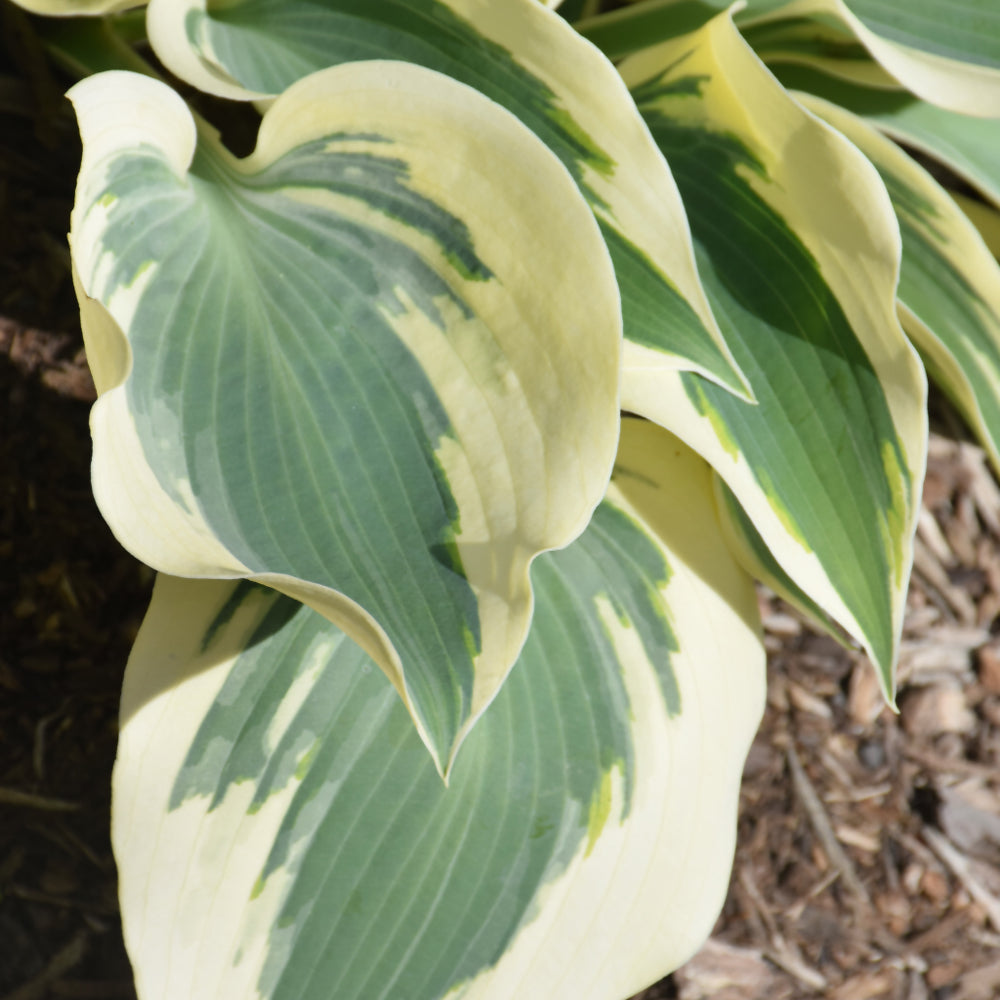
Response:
[578,2,721,60]
[200,579,265,653]
[237,138,494,292]
[629,63,707,108]
[585,767,615,857]
[752,463,813,554]
[684,376,741,462]
[199,0,616,192]
[880,168,945,243]
[582,501,680,719]
[600,219,742,391]
[250,874,266,901]
[92,129,485,759]
[715,478,842,635]
[530,815,554,840]
[160,492,677,998]
[294,739,319,781]
[637,70,905,673]
[879,439,910,601]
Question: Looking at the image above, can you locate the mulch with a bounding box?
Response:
[656,420,1000,1000]
[2,9,1000,999]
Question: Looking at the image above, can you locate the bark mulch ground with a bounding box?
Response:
[3,11,1000,999]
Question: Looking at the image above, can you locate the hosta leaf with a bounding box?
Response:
[576,0,852,61]
[6,0,140,14]
[771,62,1000,208]
[703,0,1000,115]
[112,419,765,1000]
[69,66,621,774]
[954,192,1000,257]
[576,0,726,59]
[618,11,926,698]
[802,93,1000,474]
[713,477,844,641]
[743,14,902,87]
[144,0,750,396]
[553,0,600,19]
[803,0,1000,117]
[34,16,156,77]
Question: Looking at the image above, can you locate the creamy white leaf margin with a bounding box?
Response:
[69,66,621,774]
[144,0,751,396]
[760,0,1000,116]
[619,9,927,698]
[112,420,765,1000]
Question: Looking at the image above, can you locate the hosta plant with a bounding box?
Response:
[14,0,1000,996]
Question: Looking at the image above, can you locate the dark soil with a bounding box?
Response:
[2,6,999,999]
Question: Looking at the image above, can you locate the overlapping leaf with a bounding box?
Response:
[956,193,1000,257]
[576,0,726,59]
[802,93,1000,474]
[144,0,750,395]
[743,14,902,87]
[736,0,1000,116]
[69,65,622,773]
[828,0,1000,116]
[111,419,765,1000]
[713,478,843,641]
[618,11,926,697]
[771,62,1000,208]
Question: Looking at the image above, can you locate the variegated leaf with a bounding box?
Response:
[785,0,1000,117]
[653,0,1000,115]
[713,477,844,642]
[576,0,833,61]
[618,11,927,698]
[5,0,140,15]
[771,62,1000,208]
[554,0,600,19]
[576,0,724,59]
[801,93,1000,474]
[69,66,621,774]
[955,192,1000,257]
[743,14,902,87]
[112,419,765,1000]
[144,0,750,395]
[34,15,156,77]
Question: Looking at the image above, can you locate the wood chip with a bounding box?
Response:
[936,780,1000,861]
[831,969,899,1000]
[955,959,1000,1000]
[835,824,882,854]
[674,939,786,1000]
[917,504,956,567]
[900,684,976,737]
[961,442,1000,536]
[977,642,1000,694]
[924,827,1000,933]
[738,866,828,991]
[912,537,979,623]
[786,680,832,719]
[848,658,887,726]
[788,745,870,906]
[899,629,985,681]
[905,747,1000,780]
[763,611,802,638]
